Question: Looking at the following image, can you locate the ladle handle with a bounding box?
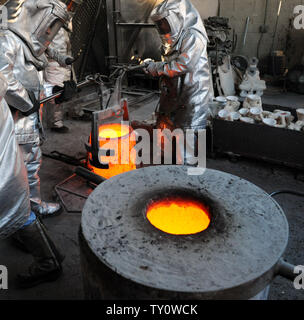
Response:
[75,167,106,185]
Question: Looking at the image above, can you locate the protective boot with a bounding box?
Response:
[31,200,62,218]
[19,144,62,218]
[51,114,69,133]
[15,219,64,289]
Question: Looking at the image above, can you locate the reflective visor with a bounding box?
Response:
[35,16,63,53]
[155,18,171,35]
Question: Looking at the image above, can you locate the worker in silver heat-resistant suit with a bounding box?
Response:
[0,0,78,217]
[44,27,72,133]
[144,0,213,164]
[0,72,64,289]
[0,72,30,238]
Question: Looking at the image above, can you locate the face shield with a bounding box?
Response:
[4,0,81,61]
[155,18,171,35]
[31,0,71,56]
[151,10,183,53]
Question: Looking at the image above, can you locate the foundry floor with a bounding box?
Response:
[0,90,303,300]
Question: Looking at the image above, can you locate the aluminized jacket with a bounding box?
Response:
[0,0,73,205]
[150,0,212,129]
[0,30,43,145]
[0,73,30,239]
[44,28,72,129]
[0,0,73,144]
[44,28,72,87]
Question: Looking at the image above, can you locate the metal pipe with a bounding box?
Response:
[116,23,155,27]
[270,0,283,53]
[121,91,146,96]
[276,259,297,281]
[40,78,92,104]
[75,166,106,185]
[242,17,250,48]
[106,0,118,62]
[257,0,269,58]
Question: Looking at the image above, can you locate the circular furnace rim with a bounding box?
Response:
[81,166,289,297]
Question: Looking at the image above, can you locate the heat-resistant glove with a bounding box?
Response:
[22,91,41,116]
[53,80,78,104]
[145,61,164,77]
[145,61,159,77]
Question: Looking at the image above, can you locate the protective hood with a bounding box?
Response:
[4,0,74,58]
[151,0,207,53]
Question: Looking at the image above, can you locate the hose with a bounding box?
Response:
[270,190,303,282]
[270,190,304,198]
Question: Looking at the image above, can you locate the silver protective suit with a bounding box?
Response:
[0,0,72,208]
[150,0,213,130]
[44,28,71,128]
[0,73,30,239]
[5,0,71,59]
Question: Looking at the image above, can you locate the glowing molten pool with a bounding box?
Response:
[87,123,136,180]
[98,123,131,139]
[146,198,211,235]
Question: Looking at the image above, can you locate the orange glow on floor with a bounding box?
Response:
[146,198,211,235]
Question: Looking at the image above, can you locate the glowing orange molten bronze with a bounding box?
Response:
[87,123,136,180]
[146,198,211,235]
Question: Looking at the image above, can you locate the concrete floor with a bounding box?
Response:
[263,87,304,109]
[0,90,303,300]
